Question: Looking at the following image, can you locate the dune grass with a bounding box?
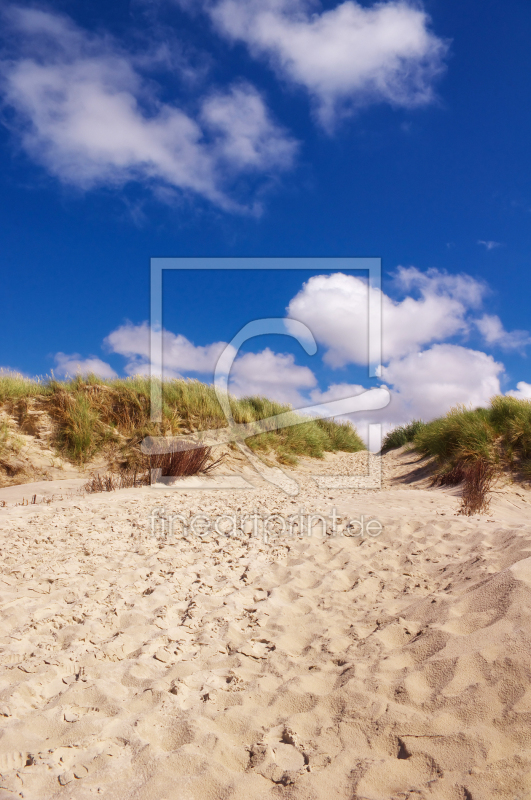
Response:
[0,370,51,402]
[412,398,531,471]
[50,390,110,464]
[414,407,495,466]
[381,420,426,453]
[383,398,531,471]
[387,397,531,514]
[0,374,365,468]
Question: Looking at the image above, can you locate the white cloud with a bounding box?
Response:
[229,347,317,406]
[104,321,230,378]
[475,314,530,351]
[201,85,295,172]
[381,344,504,421]
[0,8,297,212]
[209,0,448,128]
[286,269,481,367]
[309,345,504,446]
[310,382,367,405]
[478,240,502,250]
[506,382,531,400]
[54,353,118,379]
[309,382,388,447]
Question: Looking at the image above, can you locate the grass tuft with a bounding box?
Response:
[382,420,425,453]
[405,397,531,514]
[315,417,366,452]
[49,390,109,464]
[0,422,13,462]
[0,370,51,402]
[414,406,495,465]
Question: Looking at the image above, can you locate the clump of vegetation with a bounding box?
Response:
[0,421,9,455]
[414,406,495,466]
[84,470,149,493]
[49,389,109,464]
[0,422,12,467]
[397,397,531,514]
[382,420,425,453]
[0,374,365,473]
[147,440,224,477]
[459,459,496,515]
[315,417,366,452]
[489,395,531,462]
[0,369,51,402]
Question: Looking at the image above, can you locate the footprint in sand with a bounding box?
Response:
[249,727,308,785]
[0,750,30,771]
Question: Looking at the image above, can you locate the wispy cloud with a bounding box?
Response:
[207,0,448,129]
[0,7,297,212]
[477,240,502,250]
[475,314,530,351]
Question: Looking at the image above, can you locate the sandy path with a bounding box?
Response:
[0,453,531,799]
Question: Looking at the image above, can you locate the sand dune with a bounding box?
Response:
[1,451,531,798]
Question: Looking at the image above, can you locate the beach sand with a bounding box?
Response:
[1,450,531,799]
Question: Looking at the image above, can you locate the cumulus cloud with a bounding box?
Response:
[104,321,230,378]
[208,0,448,128]
[229,347,317,406]
[475,314,530,351]
[48,262,521,445]
[0,7,297,211]
[308,345,504,446]
[286,269,483,367]
[310,382,368,405]
[104,324,316,404]
[381,344,503,421]
[53,353,117,379]
[506,382,531,400]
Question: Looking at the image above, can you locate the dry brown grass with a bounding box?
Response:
[459,459,495,516]
[430,458,495,515]
[84,470,149,493]
[147,440,225,478]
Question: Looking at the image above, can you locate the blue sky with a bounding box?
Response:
[1,0,531,438]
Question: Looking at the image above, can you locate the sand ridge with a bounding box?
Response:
[0,452,530,798]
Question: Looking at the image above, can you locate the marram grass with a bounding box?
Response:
[381,420,425,453]
[382,397,531,468]
[0,374,365,467]
[383,397,531,514]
